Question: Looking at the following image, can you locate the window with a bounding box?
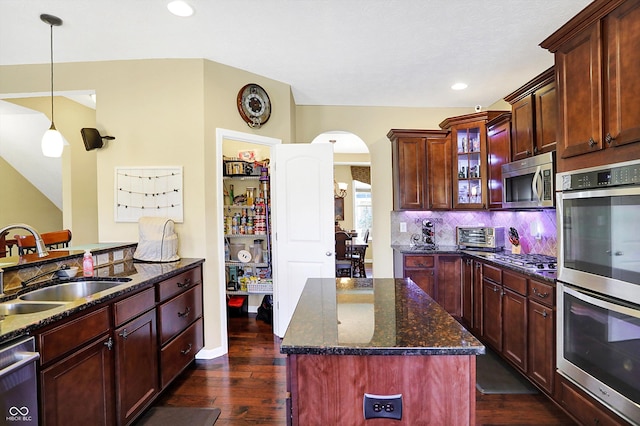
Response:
[353,180,372,240]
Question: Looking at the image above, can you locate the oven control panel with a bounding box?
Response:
[562,162,640,190]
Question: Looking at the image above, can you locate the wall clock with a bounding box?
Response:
[237,83,271,128]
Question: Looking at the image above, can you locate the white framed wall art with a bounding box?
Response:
[115,166,184,223]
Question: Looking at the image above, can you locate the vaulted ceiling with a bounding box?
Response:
[1,0,592,108]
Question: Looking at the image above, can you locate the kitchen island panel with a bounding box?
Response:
[288,353,475,425]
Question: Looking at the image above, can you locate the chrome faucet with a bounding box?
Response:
[0,224,49,296]
[0,224,49,258]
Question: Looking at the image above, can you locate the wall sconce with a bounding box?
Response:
[334,181,348,198]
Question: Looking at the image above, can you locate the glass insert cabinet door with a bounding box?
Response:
[454,124,484,208]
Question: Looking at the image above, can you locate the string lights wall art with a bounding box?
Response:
[115,166,183,222]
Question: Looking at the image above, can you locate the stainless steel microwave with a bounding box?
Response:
[501,152,555,209]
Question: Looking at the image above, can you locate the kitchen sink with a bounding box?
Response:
[0,302,65,316]
[20,278,132,302]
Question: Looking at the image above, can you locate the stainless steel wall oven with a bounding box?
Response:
[557,159,640,424]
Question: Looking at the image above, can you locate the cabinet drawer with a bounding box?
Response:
[483,263,502,283]
[160,318,203,389]
[38,306,111,365]
[113,287,155,326]
[558,381,622,426]
[502,270,527,295]
[157,266,202,302]
[158,284,203,345]
[528,280,554,307]
[404,255,435,269]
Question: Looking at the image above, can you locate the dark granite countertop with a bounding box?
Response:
[0,258,204,344]
[391,245,556,284]
[460,250,557,284]
[280,277,484,356]
[391,245,460,254]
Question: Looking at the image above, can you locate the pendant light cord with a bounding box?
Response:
[49,22,54,124]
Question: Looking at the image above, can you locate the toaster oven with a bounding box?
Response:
[457,226,505,250]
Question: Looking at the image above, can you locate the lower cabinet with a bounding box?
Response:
[396,253,461,317]
[557,378,625,426]
[36,264,204,426]
[38,306,114,426]
[40,332,115,426]
[465,256,556,395]
[115,308,158,425]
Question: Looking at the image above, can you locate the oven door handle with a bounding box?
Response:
[531,166,542,204]
[563,283,640,318]
[0,351,40,379]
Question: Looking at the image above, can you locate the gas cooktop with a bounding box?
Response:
[491,253,557,271]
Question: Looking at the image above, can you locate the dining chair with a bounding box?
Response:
[15,229,72,255]
[335,231,353,277]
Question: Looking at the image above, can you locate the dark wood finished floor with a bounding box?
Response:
[155,312,576,425]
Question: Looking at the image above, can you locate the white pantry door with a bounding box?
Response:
[271,143,335,337]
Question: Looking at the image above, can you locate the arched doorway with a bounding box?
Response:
[311,131,373,277]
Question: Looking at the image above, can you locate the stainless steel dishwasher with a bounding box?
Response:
[0,336,39,425]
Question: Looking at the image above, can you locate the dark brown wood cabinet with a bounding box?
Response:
[557,378,627,426]
[157,266,204,390]
[436,255,462,317]
[465,256,557,397]
[502,271,528,372]
[504,67,557,161]
[388,129,451,210]
[440,111,506,210]
[472,260,484,336]
[38,306,114,426]
[395,253,461,317]
[482,277,502,351]
[461,257,474,329]
[114,286,158,426]
[486,113,512,209]
[401,254,435,297]
[36,264,204,426]
[541,0,640,172]
[427,134,453,209]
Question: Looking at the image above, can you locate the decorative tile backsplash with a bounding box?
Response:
[391,209,557,257]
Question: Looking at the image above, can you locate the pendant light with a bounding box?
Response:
[40,14,64,158]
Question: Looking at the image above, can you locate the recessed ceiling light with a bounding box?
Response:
[167,1,194,17]
[451,82,468,91]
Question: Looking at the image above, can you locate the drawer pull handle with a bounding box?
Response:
[104,337,114,350]
[177,278,191,288]
[178,307,191,318]
[181,343,193,355]
[542,309,548,318]
[119,329,129,340]
[533,287,549,298]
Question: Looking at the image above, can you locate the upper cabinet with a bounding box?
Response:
[504,67,557,161]
[486,113,512,210]
[440,111,505,210]
[541,0,640,172]
[388,129,451,210]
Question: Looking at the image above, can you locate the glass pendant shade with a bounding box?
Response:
[42,123,64,157]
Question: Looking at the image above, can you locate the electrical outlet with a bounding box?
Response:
[400,222,407,233]
[363,393,402,420]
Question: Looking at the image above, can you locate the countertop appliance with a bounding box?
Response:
[502,152,555,209]
[556,159,640,425]
[456,226,504,250]
[0,336,39,424]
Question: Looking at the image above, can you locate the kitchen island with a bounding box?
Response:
[281,277,484,425]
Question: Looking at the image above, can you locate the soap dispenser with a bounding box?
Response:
[83,250,94,277]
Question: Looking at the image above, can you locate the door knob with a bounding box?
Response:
[326,251,332,256]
